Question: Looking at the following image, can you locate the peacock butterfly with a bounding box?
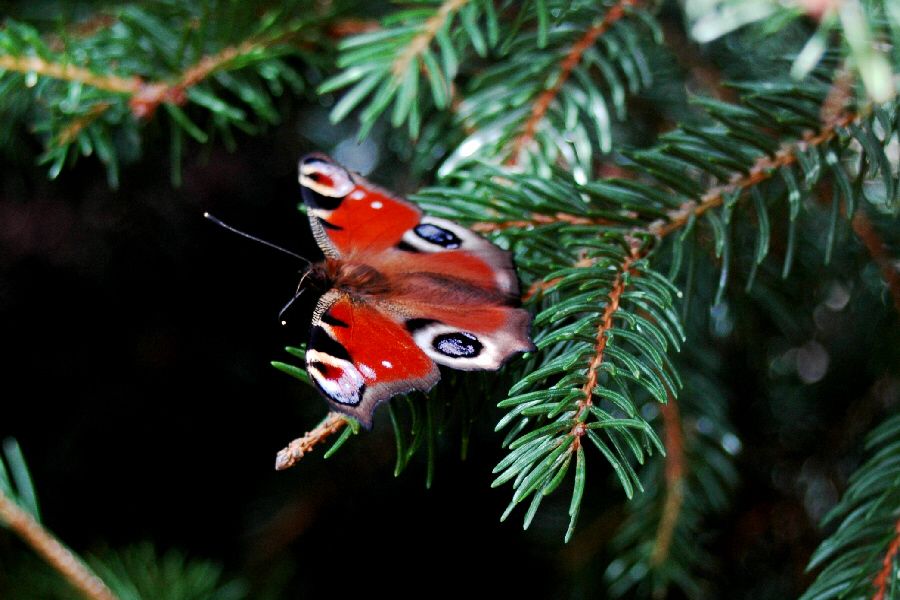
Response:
[295,153,534,428]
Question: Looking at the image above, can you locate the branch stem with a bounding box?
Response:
[275,412,348,470]
[0,54,140,93]
[507,0,638,163]
[872,517,900,600]
[650,396,685,565]
[0,490,118,600]
[391,0,469,80]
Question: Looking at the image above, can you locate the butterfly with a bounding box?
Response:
[294,153,535,428]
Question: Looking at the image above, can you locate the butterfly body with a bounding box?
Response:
[298,154,534,428]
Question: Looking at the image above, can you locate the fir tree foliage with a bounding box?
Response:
[0,438,40,522]
[801,415,900,600]
[0,1,328,186]
[686,0,899,103]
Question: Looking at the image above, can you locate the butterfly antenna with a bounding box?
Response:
[278,269,314,325]
[204,212,310,266]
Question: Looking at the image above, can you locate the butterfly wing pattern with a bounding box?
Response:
[298,153,534,428]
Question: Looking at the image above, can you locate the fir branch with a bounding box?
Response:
[574,237,642,430]
[650,397,685,566]
[442,1,660,177]
[275,411,348,471]
[0,489,118,600]
[873,519,900,600]
[801,415,900,600]
[648,108,863,240]
[391,0,469,79]
[129,38,286,118]
[507,0,639,164]
[0,54,142,94]
[0,5,323,185]
[852,210,900,315]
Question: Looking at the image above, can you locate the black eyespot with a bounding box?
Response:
[318,217,343,231]
[309,326,351,362]
[302,186,344,211]
[433,332,482,358]
[414,223,462,249]
[406,318,438,332]
[396,240,421,253]
[321,313,349,328]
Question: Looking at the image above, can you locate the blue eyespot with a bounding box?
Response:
[414,223,462,249]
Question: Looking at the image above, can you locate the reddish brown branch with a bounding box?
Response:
[571,238,642,448]
[326,19,380,38]
[506,0,638,164]
[650,396,686,565]
[648,110,862,239]
[872,517,900,600]
[0,55,141,94]
[852,211,900,315]
[1,29,299,121]
[129,39,268,118]
[0,491,119,600]
[275,412,348,470]
[470,212,614,233]
[54,102,111,147]
[391,0,469,80]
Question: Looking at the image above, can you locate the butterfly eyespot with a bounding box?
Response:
[433,332,482,358]
[414,223,462,249]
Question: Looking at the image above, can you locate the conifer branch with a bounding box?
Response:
[469,212,613,233]
[648,109,864,239]
[275,412,348,470]
[0,489,118,600]
[574,237,642,433]
[129,38,280,118]
[852,211,900,314]
[391,0,469,79]
[650,397,685,566]
[0,54,142,94]
[873,518,900,600]
[507,0,639,163]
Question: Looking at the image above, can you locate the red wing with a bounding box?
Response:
[297,154,520,301]
[305,290,440,428]
[299,153,421,257]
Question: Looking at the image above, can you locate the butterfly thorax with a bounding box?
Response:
[308,258,392,297]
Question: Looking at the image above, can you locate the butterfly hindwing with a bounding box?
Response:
[306,290,440,428]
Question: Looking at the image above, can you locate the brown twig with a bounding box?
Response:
[54,102,112,147]
[571,238,643,448]
[0,55,141,94]
[648,110,862,240]
[0,490,119,600]
[129,39,268,118]
[327,19,380,38]
[852,211,900,315]
[650,395,685,565]
[2,28,299,122]
[506,0,638,164]
[275,412,348,470]
[872,517,900,600]
[469,212,614,233]
[391,0,469,80]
